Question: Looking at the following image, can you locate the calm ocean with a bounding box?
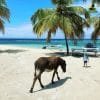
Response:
[0,39,100,51]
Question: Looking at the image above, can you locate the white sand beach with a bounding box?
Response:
[0,45,100,100]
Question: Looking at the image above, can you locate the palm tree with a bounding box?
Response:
[31,0,90,55]
[0,0,10,33]
[91,17,100,42]
[83,0,100,41]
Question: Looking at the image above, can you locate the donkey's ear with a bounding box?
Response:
[58,57,62,62]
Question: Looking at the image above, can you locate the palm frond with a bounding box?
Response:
[0,6,10,21]
[65,6,90,19]
[92,17,100,40]
[33,12,58,36]
[0,19,4,33]
[0,0,6,6]
[59,16,74,36]
[31,9,54,24]
[54,12,84,38]
[90,16,100,24]
[52,0,73,5]
[0,0,10,33]
[92,27,100,40]
[61,11,86,38]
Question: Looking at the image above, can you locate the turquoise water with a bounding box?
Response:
[0,39,100,51]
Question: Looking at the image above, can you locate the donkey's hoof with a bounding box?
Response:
[29,89,33,93]
[41,85,44,88]
[58,77,60,80]
[52,81,55,84]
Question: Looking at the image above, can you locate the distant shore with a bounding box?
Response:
[0,45,100,100]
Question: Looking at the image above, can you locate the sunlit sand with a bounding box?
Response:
[0,45,100,100]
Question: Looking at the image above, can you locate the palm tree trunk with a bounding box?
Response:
[59,0,69,55]
[64,34,69,55]
[46,30,51,43]
[73,39,77,46]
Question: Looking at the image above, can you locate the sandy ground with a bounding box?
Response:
[0,45,100,100]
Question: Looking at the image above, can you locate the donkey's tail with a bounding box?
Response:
[34,66,36,77]
[34,62,38,77]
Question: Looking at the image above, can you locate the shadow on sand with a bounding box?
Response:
[33,76,72,93]
[46,52,71,57]
[46,51,100,58]
[83,66,91,68]
[72,53,100,58]
[0,49,26,54]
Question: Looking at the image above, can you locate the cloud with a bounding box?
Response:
[0,23,37,38]
[84,26,94,39]
[6,24,32,33]
[0,23,95,39]
[0,23,65,39]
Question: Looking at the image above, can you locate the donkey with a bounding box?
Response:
[29,56,66,93]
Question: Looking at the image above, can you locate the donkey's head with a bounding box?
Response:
[59,58,66,73]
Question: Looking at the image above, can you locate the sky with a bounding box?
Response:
[0,0,99,39]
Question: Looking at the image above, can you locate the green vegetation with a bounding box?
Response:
[92,17,100,41]
[0,0,10,33]
[83,0,100,41]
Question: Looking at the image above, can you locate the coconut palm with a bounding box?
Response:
[31,0,90,54]
[83,0,100,41]
[0,0,10,33]
[91,17,100,42]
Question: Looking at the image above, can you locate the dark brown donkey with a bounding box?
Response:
[29,56,66,93]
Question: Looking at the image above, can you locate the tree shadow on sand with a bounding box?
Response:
[33,76,72,93]
[0,49,26,54]
[46,50,100,58]
[46,51,71,57]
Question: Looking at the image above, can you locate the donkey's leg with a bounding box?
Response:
[56,71,60,80]
[29,75,38,93]
[38,72,44,88]
[52,71,56,84]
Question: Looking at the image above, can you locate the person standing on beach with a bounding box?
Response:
[83,53,89,67]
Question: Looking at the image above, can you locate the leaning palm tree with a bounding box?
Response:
[31,0,90,54]
[91,17,100,42]
[83,0,100,42]
[0,0,10,33]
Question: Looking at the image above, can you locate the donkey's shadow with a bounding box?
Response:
[33,76,71,93]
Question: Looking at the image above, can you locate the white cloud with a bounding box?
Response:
[0,23,37,38]
[0,23,65,39]
[84,26,94,39]
[0,23,95,39]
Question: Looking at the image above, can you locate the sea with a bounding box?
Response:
[0,39,100,51]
